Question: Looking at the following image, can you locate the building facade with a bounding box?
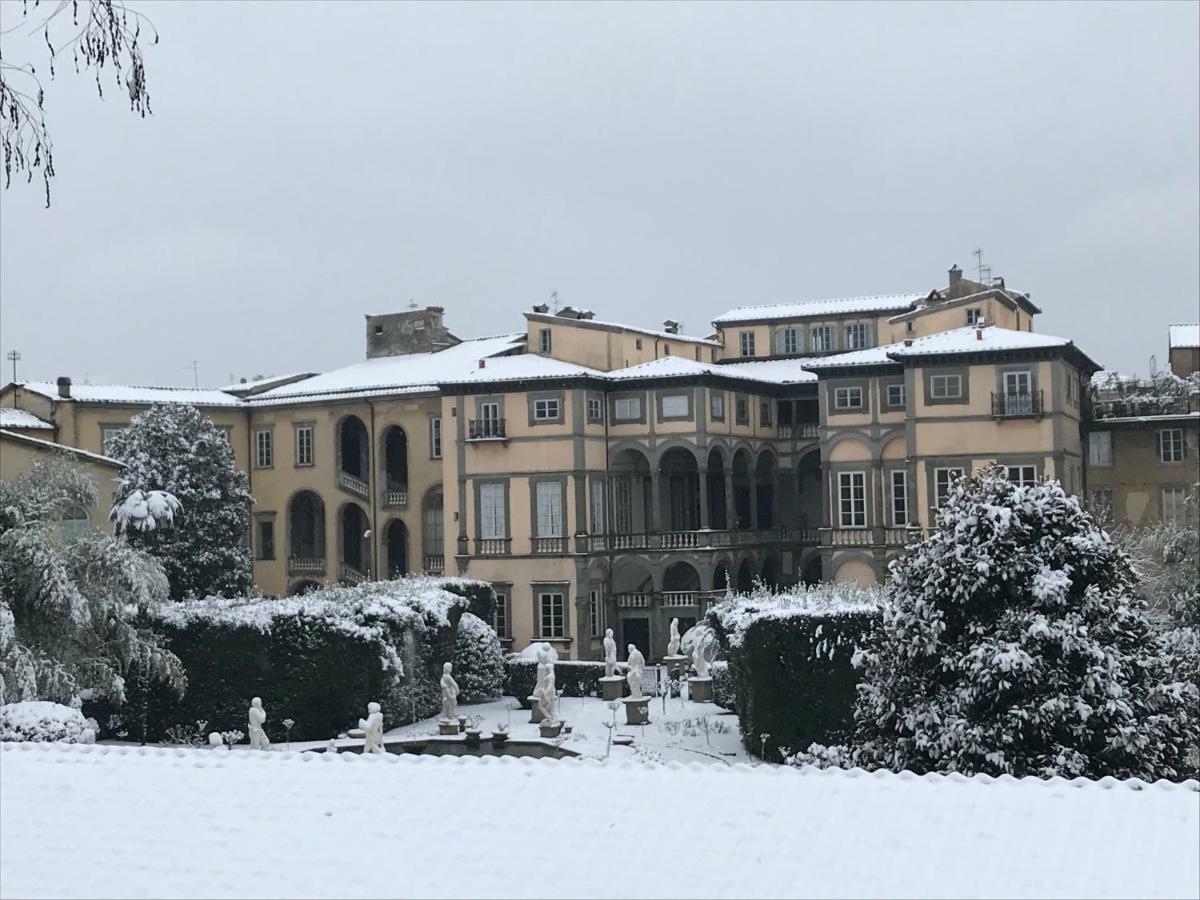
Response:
[4,267,1194,659]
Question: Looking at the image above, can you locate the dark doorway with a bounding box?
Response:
[386,519,408,578]
[622,617,650,657]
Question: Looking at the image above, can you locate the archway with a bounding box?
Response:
[422,489,444,573]
[732,448,753,530]
[796,450,822,531]
[609,448,652,535]
[338,415,369,483]
[663,560,701,593]
[386,519,409,578]
[760,554,779,589]
[801,556,822,586]
[288,490,326,563]
[339,502,370,580]
[755,450,777,529]
[736,558,754,594]
[712,561,732,594]
[382,426,408,501]
[287,580,322,596]
[659,447,699,531]
[706,447,727,530]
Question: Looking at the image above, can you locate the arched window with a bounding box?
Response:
[422,491,444,574]
[60,506,90,542]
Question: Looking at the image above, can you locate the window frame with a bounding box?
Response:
[837,471,867,529]
[933,466,964,508]
[1088,431,1113,467]
[492,586,510,639]
[929,373,964,401]
[255,516,276,560]
[101,424,128,456]
[1159,428,1184,463]
[477,481,508,541]
[1162,487,1188,523]
[833,386,864,411]
[966,308,983,326]
[845,323,869,350]
[739,330,756,358]
[539,328,552,354]
[759,400,772,427]
[613,394,644,423]
[429,416,442,459]
[890,469,909,527]
[533,479,565,538]
[538,590,567,639]
[533,397,561,422]
[586,396,604,424]
[253,428,274,469]
[659,392,691,421]
[709,391,725,422]
[1005,465,1038,488]
[735,396,750,426]
[589,587,604,638]
[294,423,314,467]
[885,382,906,409]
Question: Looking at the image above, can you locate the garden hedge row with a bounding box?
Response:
[504,659,628,708]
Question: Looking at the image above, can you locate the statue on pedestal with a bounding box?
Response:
[439,662,460,722]
[359,701,384,754]
[535,666,558,725]
[667,618,681,657]
[603,628,617,678]
[626,644,646,699]
[247,697,270,751]
[691,627,718,678]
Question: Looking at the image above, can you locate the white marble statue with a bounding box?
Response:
[603,628,617,678]
[536,667,559,725]
[692,628,718,679]
[625,644,646,699]
[534,648,554,697]
[667,618,682,657]
[358,701,384,754]
[440,662,460,722]
[247,697,270,751]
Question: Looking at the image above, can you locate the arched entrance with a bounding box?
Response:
[382,426,408,504]
[732,449,753,530]
[609,448,652,536]
[338,415,370,489]
[706,447,727,530]
[659,447,699,532]
[796,450,822,531]
[339,502,370,581]
[288,490,326,570]
[755,450,777,529]
[386,519,409,578]
[422,490,444,573]
[736,558,755,594]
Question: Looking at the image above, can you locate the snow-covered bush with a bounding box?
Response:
[452,613,504,703]
[706,583,884,760]
[107,405,252,600]
[0,457,184,707]
[110,489,182,535]
[113,576,477,742]
[1117,489,1199,629]
[710,660,736,712]
[853,464,1196,780]
[1,701,96,744]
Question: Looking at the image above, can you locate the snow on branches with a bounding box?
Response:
[110,489,181,534]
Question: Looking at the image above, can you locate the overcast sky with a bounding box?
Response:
[1,1,1197,386]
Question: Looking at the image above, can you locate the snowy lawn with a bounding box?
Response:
[2,742,1196,899]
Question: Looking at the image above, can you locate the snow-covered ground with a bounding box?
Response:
[2,741,1196,899]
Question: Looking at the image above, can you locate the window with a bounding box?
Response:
[845,323,868,350]
[217,426,232,443]
[1006,465,1038,487]
[886,383,906,408]
[533,398,561,421]
[834,386,864,410]
[635,338,643,351]
[479,401,502,437]
[590,479,605,534]
[539,328,552,353]
[710,392,725,421]
[589,587,604,638]
[662,343,671,355]
[423,494,444,558]
[778,328,799,355]
[1088,432,1112,466]
[539,591,566,638]
[430,417,442,458]
[838,471,866,528]
[101,425,127,456]
[255,519,275,560]
[694,347,702,361]
[614,396,642,421]
[890,470,908,526]
[294,424,314,466]
[1162,487,1188,523]
[811,325,833,353]
[735,397,750,425]
[929,374,963,400]
[906,321,914,334]
[1159,428,1184,463]
[492,588,509,638]
[740,331,756,357]
[966,308,983,325]
[254,429,273,468]
[535,482,564,537]
[934,467,964,507]
[759,401,772,427]
[479,483,506,539]
[587,397,603,423]
[661,394,689,418]
[59,506,90,542]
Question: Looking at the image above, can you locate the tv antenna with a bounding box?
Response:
[5,350,20,382]
[181,360,199,388]
[550,290,560,313]
[973,248,992,284]
[407,299,418,311]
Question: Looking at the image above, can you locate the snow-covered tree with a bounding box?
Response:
[0,456,184,706]
[1117,489,1199,629]
[108,404,253,601]
[451,613,504,703]
[852,464,1195,780]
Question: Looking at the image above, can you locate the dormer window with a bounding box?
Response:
[966,308,983,326]
[539,329,552,353]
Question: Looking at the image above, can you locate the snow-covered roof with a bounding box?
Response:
[0,407,52,429]
[886,325,1074,358]
[526,312,721,346]
[439,354,603,385]
[2,743,1196,899]
[16,382,246,408]
[218,372,318,394]
[1169,323,1199,350]
[253,334,526,401]
[607,356,818,385]
[713,293,926,325]
[0,429,123,467]
[800,342,908,370]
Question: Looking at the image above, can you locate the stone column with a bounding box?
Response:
[698,467,710,530]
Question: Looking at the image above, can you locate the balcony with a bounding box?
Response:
[1089,395,1195,420]
[825,527,923,548]
[337,470,369,499]
[590,527,804,554]
[287,557,326,576]
[776,423,820,440]
[423,554,445,575]
[475,538,511,557]
[532,536,566,555]
[338,562,367,584]
[991,390,1044,419]
[468,418,506,441]
[383,481,408,508]
[615,590,723,611]
[830,529,872,547]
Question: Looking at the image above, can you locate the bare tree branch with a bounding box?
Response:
[0,0,157,207]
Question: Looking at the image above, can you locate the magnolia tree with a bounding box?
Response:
[0,457,184,707]
[108,404,253,601]
[851,465,1196,780]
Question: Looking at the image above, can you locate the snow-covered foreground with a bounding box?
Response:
[2,743,1197,900]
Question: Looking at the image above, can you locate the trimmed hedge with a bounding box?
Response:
[97,577,487,743]
[504,659,627,707]
[708,588,882,761]
[710,661,736,712]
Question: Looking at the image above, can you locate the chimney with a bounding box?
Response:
[975,327,983,341]
[478,359,486,369]
[991,276,1005,289]
[948,265,962,287]
[56,376,71,399]
[662,320,680,335]
[904,339,913,347]
[532,303,550,314]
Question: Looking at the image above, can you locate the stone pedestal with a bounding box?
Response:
[622,696,651,726]
[465,729,482,747]
[491,731,509,747]
[527,696,544,724]
[688,677,713,703]
[599,675,625,701]
[539,721,563,739]
[438,721,460,736]
[663,654,688,674]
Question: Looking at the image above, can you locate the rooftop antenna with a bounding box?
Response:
[550,291,559,314]
[407,299,418,311]
[181,360,199,388]
[973,248,992,284]
[5,349,20,382]
[1149,354,1158,378]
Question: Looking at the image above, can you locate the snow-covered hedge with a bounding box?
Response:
[707,584,884,761]
[1,701,96,744]
[504,651,626,707]
[107,577,489,742]
[452,613,504,703]
[710,660,736,712]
